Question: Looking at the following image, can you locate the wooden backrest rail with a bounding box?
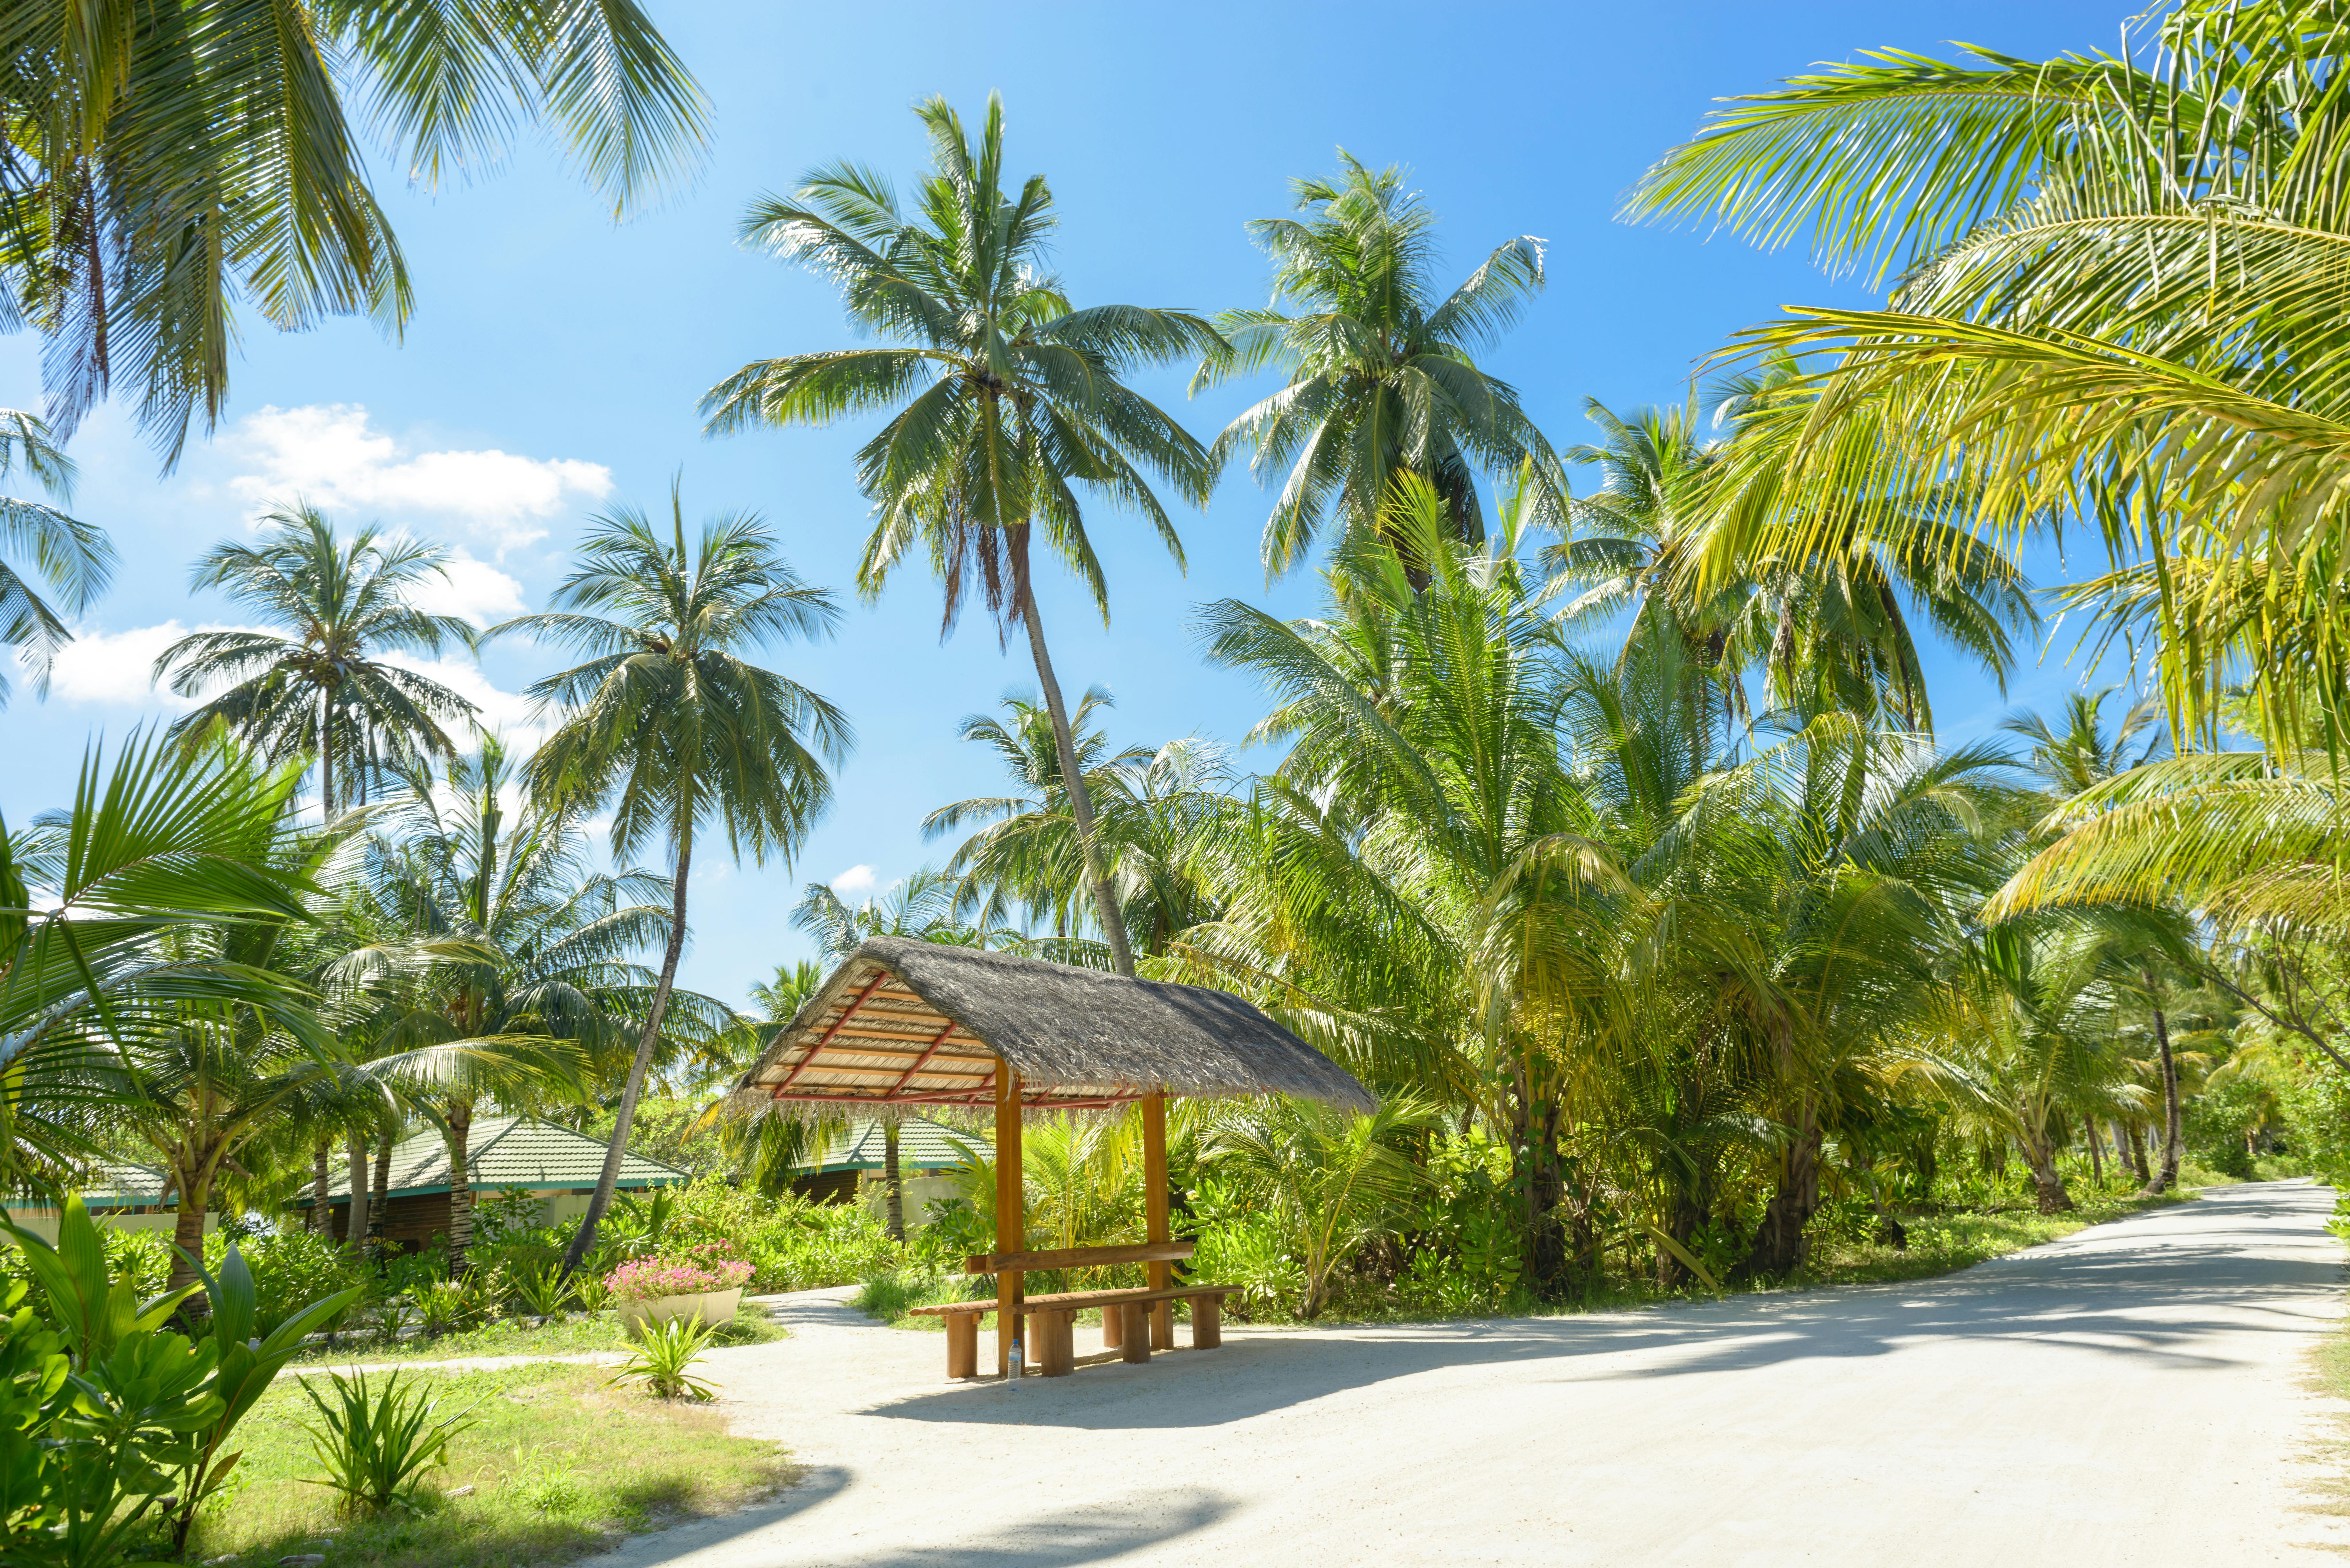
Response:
[910,1282,1241,1316]
[964,1240,1195,1275]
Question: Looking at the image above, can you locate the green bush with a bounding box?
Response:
[204,1227,363,1337]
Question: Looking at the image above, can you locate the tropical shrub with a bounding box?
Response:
[297,1370,481,1514]
[202,1227,362,1337]
[606,1315,719,1401]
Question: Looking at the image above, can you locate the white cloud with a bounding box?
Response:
[408,553,527,628]
[830,864,877,895]
[225,404,611,554]
[41,621,223,709]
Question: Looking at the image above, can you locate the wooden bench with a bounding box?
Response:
[911,1283,1243,1377]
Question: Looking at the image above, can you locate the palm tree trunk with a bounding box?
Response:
[370,1136,392,1246]
[2143,995,2182,1196]
[1741,1115,1823,1278]
[561,828,692,1279]
[883,1120,904,1242]
[165,1160,211,1299]
[2020,1134,2075,1214]
[309,1139,332,1234]
[1010,534,1135,979]
[2125,1121,2151,1183]
[446,1100,475,1276]
[344,1132,371,1257]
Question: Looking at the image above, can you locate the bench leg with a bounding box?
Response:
[1119,1302,1151,1363]
[1191,1296,1222,1351]
[1036,1309,1075,1376]
[946,1313,978,1379]
[1101,1302,1123,1350]
[1150,1299,1174,1351]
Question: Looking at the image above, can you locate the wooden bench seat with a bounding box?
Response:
[911,1283,1242,1377]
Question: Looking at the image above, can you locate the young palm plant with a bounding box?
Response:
[156,507,480,815]
[492,492,850,1277]
[702,93,1222,979]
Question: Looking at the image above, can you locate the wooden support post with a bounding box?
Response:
[946,1311,978,1378]
[1101,1301,1123,1349]
[1191,1295,1222,1350]
[1119,1301,1152,1364]
[1143,1093,1173,1350]
[1036,1309,1075,1376]
[995,1063,1024,1378]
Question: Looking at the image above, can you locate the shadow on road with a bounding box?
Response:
[863,1181,2345,1433]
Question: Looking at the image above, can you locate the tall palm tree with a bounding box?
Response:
[5,0,708,464]
[345,737,722,1274]
[1195,154,1566,581]
[493,491,850,1276]
[922,688,1147,945]
[156,507,479,815]
[0,410,113,706]
[1627,1,2350,752]
[701,93,1221,980]
[1549,388,2035,736]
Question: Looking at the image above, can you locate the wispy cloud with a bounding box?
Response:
[224,403,611,554]
[830,864,877,895]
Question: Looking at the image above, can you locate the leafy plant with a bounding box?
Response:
[511,1263,572,1321]
[410,1280,477,1338]
[506,1444,586,1515]
[297,1371,481,1515]
[605,1316,718,1401]
[568,1271,612,1315]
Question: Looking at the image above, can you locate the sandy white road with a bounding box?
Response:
[585,1179,2350,1568]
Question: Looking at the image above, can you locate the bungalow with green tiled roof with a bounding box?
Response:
[294,1114,690,1252]
[793,1116,989,1221]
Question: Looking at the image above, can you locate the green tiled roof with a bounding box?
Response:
[309,1116,689,1202]
[810,1117,989,1174]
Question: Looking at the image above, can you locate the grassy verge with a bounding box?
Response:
[1800,1191,2190,1288]
[854,1192,2199,1331]
[187,1362,795,1568]
[286,1302,786,1366]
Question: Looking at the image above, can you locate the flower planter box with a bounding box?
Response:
[619,1287,742,1338]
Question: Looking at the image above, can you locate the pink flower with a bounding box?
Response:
[602,1254,756,1303]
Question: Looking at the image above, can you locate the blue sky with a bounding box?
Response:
[1,0,2136,1010]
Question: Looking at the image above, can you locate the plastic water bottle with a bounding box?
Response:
[1007,1333,1024,1382]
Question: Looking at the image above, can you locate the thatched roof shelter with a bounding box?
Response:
[735,936,1375,1115]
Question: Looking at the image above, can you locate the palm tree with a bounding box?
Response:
[922,689,1148,946]
[1195,154,1565,581]
[1627,3,2350,751]
[492,491,850,1276]
[0,731,322,1195]
[345,737,721,1274]
[701,93,1221,980]
[1204,1096,1434,1318]
[6,0,708,464]
[0,411,113,706]
[1549,388,2036,735]
[156,507,480,815]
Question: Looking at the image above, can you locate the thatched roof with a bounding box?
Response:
[734,937,1375,1116]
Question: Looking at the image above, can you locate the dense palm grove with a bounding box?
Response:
[9,0,2350,1559]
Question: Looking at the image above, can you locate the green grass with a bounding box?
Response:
[1800,1191,2190,1288]
[185,1362,795,1568]
[287,1302,786,1367]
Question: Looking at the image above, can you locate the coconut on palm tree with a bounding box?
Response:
[156,507,480,815]
[1195,154,1566,582]
[492,490,850,1276]
[7,0,707,464]
[701,93,1220,979]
